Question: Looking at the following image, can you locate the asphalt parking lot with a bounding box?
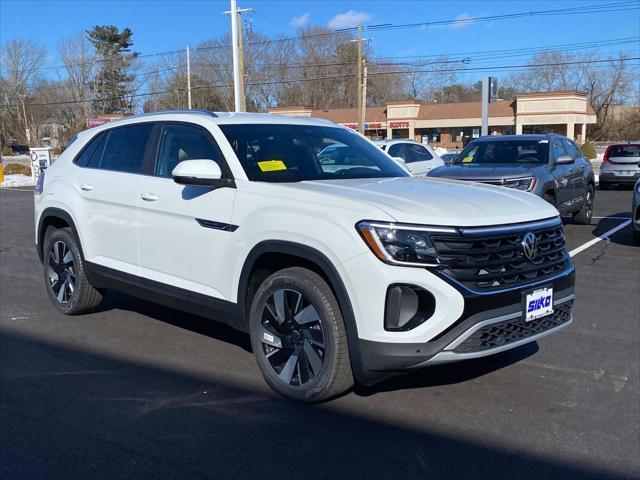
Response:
[0,187,638,479]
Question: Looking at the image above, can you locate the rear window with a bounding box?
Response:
[608,145,640,157]
[99,124,154,173]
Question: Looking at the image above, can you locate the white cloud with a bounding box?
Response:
[290,13,310,27]
[451,12,473,29]
[327,10,372,30]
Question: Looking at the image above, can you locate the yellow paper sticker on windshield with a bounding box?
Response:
[258,160,287,172]
[462,156,474,163]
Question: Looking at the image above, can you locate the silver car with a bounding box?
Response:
[373,139,444,176]
[599,144,640,190]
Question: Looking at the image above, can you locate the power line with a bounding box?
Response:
[3,56,637,108]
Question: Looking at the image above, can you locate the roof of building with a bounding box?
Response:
[310,106,387,123]
[417,101,515,120]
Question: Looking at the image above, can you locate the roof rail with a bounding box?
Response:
[113,109,219,122]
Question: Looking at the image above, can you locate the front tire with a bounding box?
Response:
[249,267,353,402]
[573,184,594,225]
[43,227,103,315]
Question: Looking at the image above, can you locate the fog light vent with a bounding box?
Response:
[384,284,436,331]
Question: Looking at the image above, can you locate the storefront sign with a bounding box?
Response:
[342,123,358,129]
[86,118,112,128]
[365,123,384,129]
[389,121,409,129]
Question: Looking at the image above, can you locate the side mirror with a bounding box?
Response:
[555,154,574,165]
[172,159,227,187]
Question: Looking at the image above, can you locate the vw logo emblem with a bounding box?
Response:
[521,232,538,260]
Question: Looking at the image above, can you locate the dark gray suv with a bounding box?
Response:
[428,134,595,224]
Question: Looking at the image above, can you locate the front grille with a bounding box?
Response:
[432,221,569,292]
[453,300,573,354]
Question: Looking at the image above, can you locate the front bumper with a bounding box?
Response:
[357,264,575,384]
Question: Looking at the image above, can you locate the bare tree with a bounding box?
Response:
[0,39,47,144]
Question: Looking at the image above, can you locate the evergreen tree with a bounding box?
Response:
[87,25,138,115]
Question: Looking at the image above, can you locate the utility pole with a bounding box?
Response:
[361,62,368,134]
[236,12,246,112]
[224,2,253,112]
[356,24,363,134]
[229,0,241,112]
[186,45,192,109]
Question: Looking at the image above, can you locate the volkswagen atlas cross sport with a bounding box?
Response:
[428,134,595,225]
[35,110,575,402]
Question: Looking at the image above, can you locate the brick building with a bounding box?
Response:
[268,91,597,148]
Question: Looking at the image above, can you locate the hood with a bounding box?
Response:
[287,176,558,227]
[429,163,545,181]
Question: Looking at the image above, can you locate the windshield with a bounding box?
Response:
[453,140,549,165]
[218,124,408,182]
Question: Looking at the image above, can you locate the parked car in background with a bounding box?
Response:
[428,134,595,224]
[374,139,444,175]
[599,144,640,190]
[9,143,30,155]
[440,152,460,165]
[633,179,640,243]
[35,110,575,402]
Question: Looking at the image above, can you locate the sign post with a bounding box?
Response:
[481,77,498,137]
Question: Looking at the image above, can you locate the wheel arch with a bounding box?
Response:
[37,208,83,263]
[237,240,366,382]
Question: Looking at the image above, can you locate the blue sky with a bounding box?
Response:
[1,0,639,78]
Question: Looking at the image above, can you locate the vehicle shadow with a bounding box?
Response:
[2,329,635,480]
[355,342,539,396]
[96,289,253,353]
[590,212,636,248]
[94,289,539,394]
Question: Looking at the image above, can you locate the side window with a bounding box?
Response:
[564,139,581,159]
[156,123,224,178]
[551,140,568,161]
[99,123,154,173]
[406,144,433,163]
[74,132,105,167]
[387,144,405,159]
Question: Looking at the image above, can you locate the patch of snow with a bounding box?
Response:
[1,174,35,188]
[434,147,449,156]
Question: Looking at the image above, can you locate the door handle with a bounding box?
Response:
[141,192,159,202]
[80,184,94,191]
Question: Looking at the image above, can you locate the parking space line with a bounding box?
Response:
[569,219,632,257]
[592,216,631,220]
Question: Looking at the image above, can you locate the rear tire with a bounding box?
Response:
[599,182,609,190]
[573,184,594,225]
[43,227,103,315]
[249,267,353,402]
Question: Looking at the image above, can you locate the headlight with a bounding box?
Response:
[502,177,537,191]
[356,221,456,267]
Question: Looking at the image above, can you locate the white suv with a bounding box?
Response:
[374,139,444,175]
[35,110,575,402]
